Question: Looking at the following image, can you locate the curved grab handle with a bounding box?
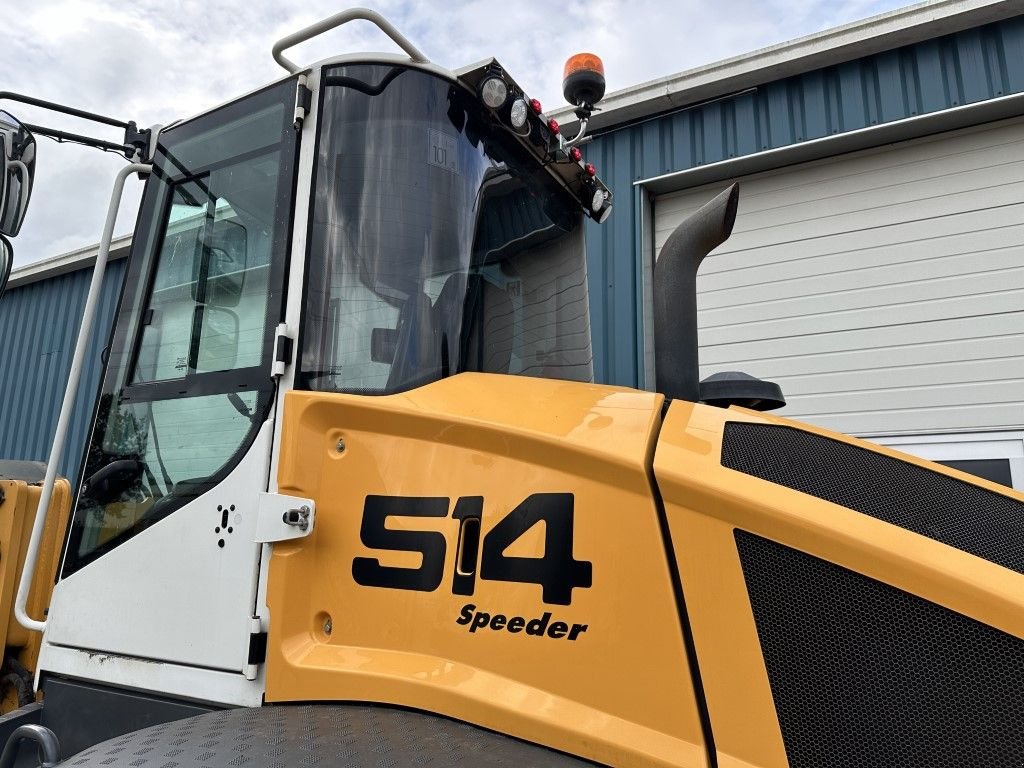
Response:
[0,724,60,768]
[272,7,429,74]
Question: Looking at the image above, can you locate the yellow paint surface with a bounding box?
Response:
[0,477,71,711]
[268,373,708,768]
[655,401,1024,767]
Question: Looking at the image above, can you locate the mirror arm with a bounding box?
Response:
[23,123,136,159]
[1,93,148,159]
[0,91,130,130]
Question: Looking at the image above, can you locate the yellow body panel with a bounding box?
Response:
[654,401,1024,767]
[267,374,707,767]
[0,477,72,712]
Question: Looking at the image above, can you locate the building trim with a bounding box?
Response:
[8,235,132,289]
[634,89,1024,195]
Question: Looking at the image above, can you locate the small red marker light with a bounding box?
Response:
[569,147,583,162]
[547,118,560,134]
[530,98,543,114]
[585,163,597,177]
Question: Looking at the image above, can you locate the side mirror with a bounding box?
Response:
[0,111,36,238]
[0,235,11,300]
[191,218,248,308]
[196,305,239,372]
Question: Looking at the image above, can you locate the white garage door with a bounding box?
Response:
[654,117,1024,437]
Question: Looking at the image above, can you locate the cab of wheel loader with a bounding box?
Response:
[62,59,613,573]
[4,34,623,728]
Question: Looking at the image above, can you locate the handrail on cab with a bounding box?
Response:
[271,7,429,74]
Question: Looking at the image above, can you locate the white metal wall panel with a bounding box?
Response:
[653,117,1024,436]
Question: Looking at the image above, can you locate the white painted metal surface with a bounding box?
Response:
[254,493,315,543]
[653,116,1024,437]
[38,643,264,707]
[41,423,274,698]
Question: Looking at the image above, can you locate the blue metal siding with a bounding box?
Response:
[584,16,1024,389]
[0,260,126,484]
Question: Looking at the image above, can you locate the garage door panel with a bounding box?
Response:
[771,357,1024,398]
[655,122,1024,228]
[700,262,1024,325]
[702,290,1024,346]
[654,118,1024,435]
[788,378,1024,419]
[702,333,1024,378]
[700,311,1024,365]
[700,241,1024,310]
[698,215,1024,289]
[657,140,1024,236]
[688,183,1024,257]
[728,171,1024,243]
[738,142,1024,214]
[798,402,1019,437]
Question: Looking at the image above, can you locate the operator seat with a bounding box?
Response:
[385,292,440,392]
[458,274,514,374]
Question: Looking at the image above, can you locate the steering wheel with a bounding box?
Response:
[83,459,162,504]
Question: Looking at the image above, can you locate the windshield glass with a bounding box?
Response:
[299,64,592,394]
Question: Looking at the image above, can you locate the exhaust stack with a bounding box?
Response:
[653,183,739,402]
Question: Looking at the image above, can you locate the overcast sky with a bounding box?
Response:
[7,0,914,267]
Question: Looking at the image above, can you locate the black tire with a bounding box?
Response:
[59,704,601,767]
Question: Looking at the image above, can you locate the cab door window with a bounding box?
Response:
[63,79,299,577]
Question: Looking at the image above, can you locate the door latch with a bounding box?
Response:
[255,492,316,542]
[282,505,311,531]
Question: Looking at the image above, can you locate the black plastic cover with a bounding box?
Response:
[699,371,785,411]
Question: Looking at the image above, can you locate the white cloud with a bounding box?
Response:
[6,0,912,266]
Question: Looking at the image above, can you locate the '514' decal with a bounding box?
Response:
[352,493,592,606]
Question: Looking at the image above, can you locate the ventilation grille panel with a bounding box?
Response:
[722,422,1024,574]
[737,531,1024,768]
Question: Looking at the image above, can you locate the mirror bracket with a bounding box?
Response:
[0,233,11,300]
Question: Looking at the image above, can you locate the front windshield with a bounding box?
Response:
[299,64,593,394]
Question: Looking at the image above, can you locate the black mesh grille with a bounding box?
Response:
[722,422,1024,574]
[736,531,1024,768]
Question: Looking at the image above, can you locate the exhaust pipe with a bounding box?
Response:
[653,182,739,402]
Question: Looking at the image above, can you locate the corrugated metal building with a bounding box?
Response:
[0,242,130,484]
[3,0,1024,488]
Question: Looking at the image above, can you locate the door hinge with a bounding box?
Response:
[294,76,312,130]
[244,616,267,681]
[255,492,316,543]
[272,323,293,378]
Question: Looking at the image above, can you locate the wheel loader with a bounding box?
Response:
[0,8,1021,768]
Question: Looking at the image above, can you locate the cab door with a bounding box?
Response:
[41,78,300,679]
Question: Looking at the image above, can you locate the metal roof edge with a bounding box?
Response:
[8,234,133,289]
[553,0,1024,132]
[634,90,1024,194]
